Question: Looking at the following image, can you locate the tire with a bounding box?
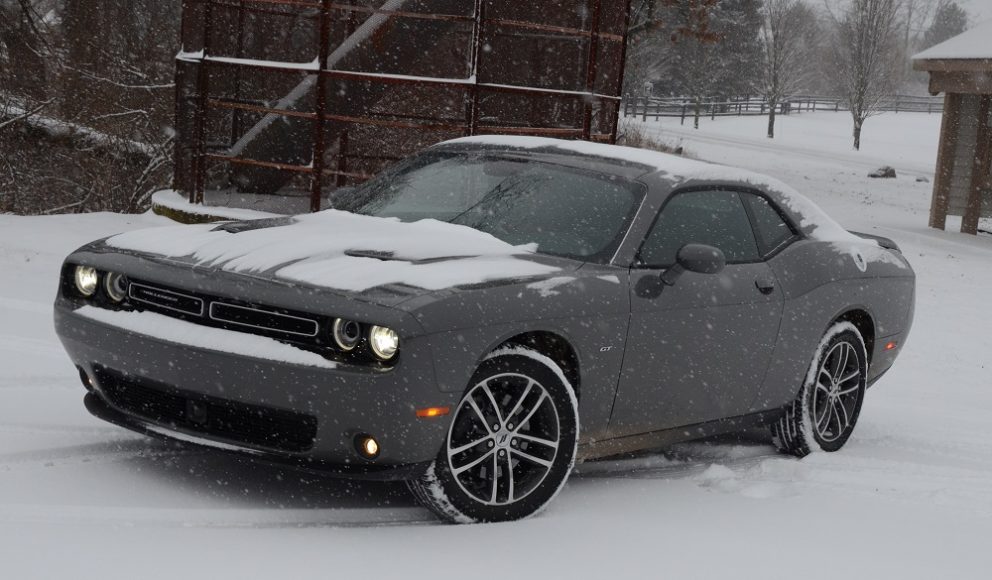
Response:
[408,347,579,524]
[772,321,868,458]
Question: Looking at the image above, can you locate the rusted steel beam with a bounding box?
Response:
[467,0,486,137]
[202,58,622,103]
[343,153,404,162]
[583,0,603,140]
[193,0,217,205]
[211,0,321,9]
[310,0,333,212]
[321,113,466,132]
[231,0,248,150]
[477,126,597,137]
[328,3,473,23]
[334,131,350,189]
[214,2,317,19]
[491,19,623,42]
[321,167,377,180]
[211,98,605,137]
[612,0,634,143]
[207,154,315,173]
[175,0,193,198]
[208,99,318,120]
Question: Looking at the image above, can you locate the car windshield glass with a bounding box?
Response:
[336,151,643,262]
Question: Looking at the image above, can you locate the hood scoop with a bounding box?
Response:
[212,217,296,234]
[345,249,478,265]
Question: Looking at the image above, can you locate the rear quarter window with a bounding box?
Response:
[743,194,799,257]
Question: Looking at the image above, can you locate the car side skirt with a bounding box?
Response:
[577,408,787,462]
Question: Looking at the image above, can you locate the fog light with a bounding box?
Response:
[74,266,99,297]
[356,434,380,459]
[369,325,399,360]
[104,272,127,303]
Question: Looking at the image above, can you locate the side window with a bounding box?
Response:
[743,194,798,256]
[638,190,760,267]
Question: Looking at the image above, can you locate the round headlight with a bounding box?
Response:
[332,318,362,352]
[104,272,127,303]
[369,325,399,360]
[73,266,99,297]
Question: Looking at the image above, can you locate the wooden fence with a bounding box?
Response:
[624,94,945,124]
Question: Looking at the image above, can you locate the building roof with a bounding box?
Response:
[914,19,992,61]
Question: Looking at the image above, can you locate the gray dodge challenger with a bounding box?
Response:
[54,136,915,523]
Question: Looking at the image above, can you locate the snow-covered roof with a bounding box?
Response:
[914,19,992,60]
[443,136,907,270]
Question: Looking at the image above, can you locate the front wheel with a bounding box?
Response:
[772,322,868,457]
[408,348,578,524]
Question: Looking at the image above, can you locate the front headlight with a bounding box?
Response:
[74,266,99,297]
[368,325,399,360]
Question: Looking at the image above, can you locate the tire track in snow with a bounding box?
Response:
[0,439,196,471]
[0,334,64,359]
[0,504,439,529]
[1,297,53,315]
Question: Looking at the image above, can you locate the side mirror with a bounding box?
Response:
[660,244,726,286]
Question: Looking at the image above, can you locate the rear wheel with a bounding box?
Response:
[772,322,868,457]
[408,348,578,524]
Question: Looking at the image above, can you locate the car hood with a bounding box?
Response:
[102,211,569,307]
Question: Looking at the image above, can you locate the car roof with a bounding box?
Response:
[432,136,854,244]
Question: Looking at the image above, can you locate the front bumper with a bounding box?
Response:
[55,303,457,479]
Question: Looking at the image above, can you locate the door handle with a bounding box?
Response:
[755,277,776,295]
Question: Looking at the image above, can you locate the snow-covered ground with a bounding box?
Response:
[2,111,992,579]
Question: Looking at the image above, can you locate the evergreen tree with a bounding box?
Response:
[922,2,969,50]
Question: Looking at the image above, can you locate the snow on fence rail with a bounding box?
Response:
[624,94,945,124]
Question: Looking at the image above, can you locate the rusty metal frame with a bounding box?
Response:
[182,0,631,210]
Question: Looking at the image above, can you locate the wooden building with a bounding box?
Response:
[914,21,992,235]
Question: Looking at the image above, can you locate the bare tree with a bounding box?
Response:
[828,0,902,151]
[758,0,819,139]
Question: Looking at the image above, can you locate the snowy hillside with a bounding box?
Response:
[2,111,991,579]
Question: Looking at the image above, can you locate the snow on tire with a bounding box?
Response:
[772,321,868,458]
[407,347,579,524]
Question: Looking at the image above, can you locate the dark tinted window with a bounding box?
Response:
[340,152,642,262]
[744,194,797,256]
[639,190,760,266]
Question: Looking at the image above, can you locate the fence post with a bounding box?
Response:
[642,96,648,122]
[681,103,686,125]
[711,98,716,121]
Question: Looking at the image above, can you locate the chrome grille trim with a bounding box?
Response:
[128,282,205,317]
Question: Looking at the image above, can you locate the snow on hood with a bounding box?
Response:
[447,136,907,270]
[106,210,560,292]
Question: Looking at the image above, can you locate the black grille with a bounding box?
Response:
[209,302,319,337]
[94,367,318,453]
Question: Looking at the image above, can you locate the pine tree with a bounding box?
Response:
[922,2,969,50]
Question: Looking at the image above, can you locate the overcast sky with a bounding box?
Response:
[960,0,992,22]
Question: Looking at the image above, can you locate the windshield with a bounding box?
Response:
[336,151,643,262]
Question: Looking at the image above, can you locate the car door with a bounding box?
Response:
[608,188,786,438]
